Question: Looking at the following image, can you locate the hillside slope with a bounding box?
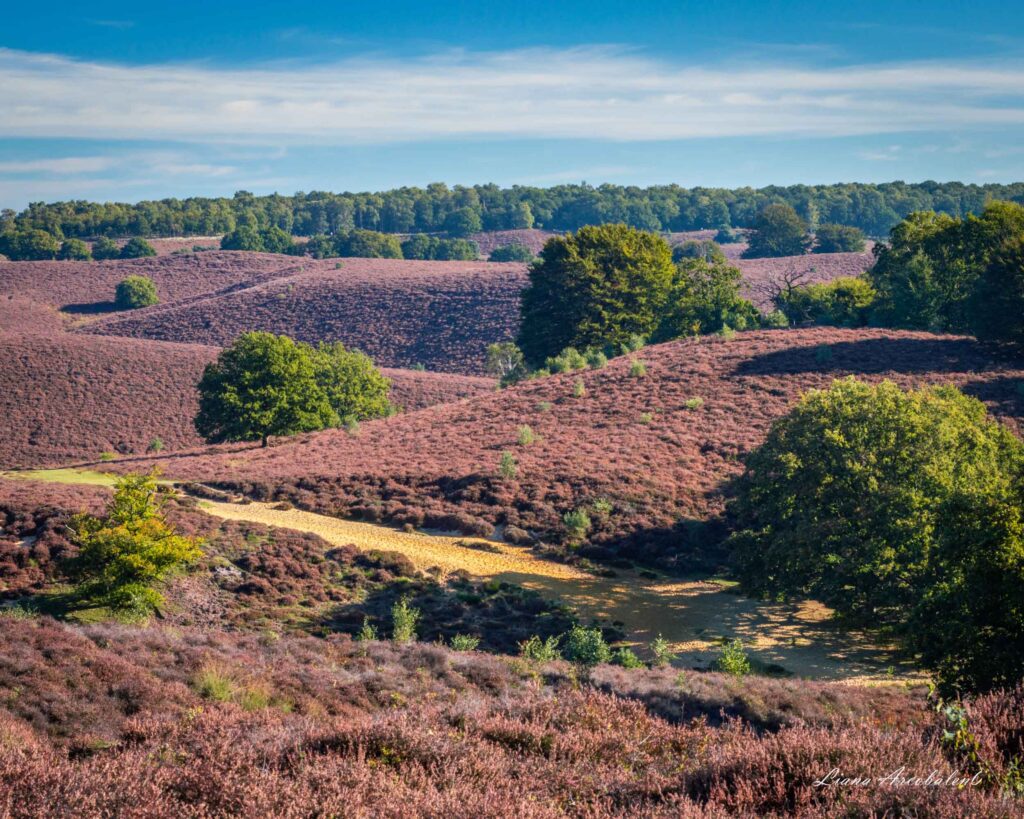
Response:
[107,327,1024,567]
[79,258,529,374]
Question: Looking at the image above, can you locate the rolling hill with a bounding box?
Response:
[104,327,1024,568]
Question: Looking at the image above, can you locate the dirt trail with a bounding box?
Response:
[201,500,913,682]
[8,468,916,682]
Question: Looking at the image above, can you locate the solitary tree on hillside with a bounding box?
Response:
[195,331,392,446]
[517,224,675,365]
[195,332,336,447]
[742,204,810,258]
[115,275,159,309]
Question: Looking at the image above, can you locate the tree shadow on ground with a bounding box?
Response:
[61,301,121,316]
[733,335,1016,377]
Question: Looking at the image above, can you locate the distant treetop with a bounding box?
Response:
[6,181,1023,241]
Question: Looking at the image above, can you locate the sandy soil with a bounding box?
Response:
[202,499,915,682]
[8,468,917,682]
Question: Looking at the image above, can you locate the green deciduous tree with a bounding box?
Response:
[119,237,157,258]
[654,258,760,339]
[742,204,810,258]
[67,471,202,616]
[728,378,1024,692]
[115,275,159,309]
[0,229,60,260]
[310,342,392,423]
[58,238,92,260]
[443,207,483,237]
[813,223,866,253]
[517,224,675,366]
[777,276,876,327]
[969,234,1024,345]
[195,332,391,446]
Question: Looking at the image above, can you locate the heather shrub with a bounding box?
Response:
[114,275,159,309]
[498,451,517,479]
[562,508,591,542]
[716,639,751,676]
[391,597,420,644]
[562,625,612,669]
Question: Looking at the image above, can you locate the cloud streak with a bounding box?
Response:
[2,46,1024,144]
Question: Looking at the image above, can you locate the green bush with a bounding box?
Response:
[67,471,203,616]
[778,276,876,327]
[391,598,420,643]
[519,635,561,662]
[498,451,518,479]
[611,647,645,668]
[449,634,481,652]
[58,238,92,260]
[91,237,121,260]
[488,243,535,262]
[333,229,403,258]
[0,228,60,260]
[444,207,482,237]
[562,508,592,541]
[516,425,536,446]
[572,379,586,398]
[401,234,479,260]
[356,617,378,642]
[518,224,674,365]
[119,237,157,258]
[728,377,1024,693]
[562,626,612,668]
[485,342,528,386]
[115,275,159,309]
[650,634,677,667]
[672,240,725,263]
[716,639,751,676]
[629,359,647,378]
[684,397,704,410]
[813,223,866,253]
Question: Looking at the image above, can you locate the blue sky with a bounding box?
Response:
[2,0,1024,208]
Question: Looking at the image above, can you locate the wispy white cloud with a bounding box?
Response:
[0,156,116,174]
[1,46,1024,145]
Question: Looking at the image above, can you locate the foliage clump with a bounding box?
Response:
[67,471,202,616]
[115,275,159,309]
[728,377,1024,693]
[488,243,535,262]
[517,224,675,366]
[743,203,810,258]
[195,331,391,446]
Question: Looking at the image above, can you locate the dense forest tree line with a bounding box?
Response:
[4,180,1023,240]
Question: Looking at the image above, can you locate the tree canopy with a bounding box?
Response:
[68,471,202,616]
[195,332,391,446]
[517,224,675,365]
[654,257,760,339]
[115,275,159,309]
[742,204,810,258]
[728,378,1024,693]
[813,223,866,253]
[119,237,157,258]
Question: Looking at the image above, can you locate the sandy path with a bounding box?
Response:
[201,499,913,682]
[7,468,915,682]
